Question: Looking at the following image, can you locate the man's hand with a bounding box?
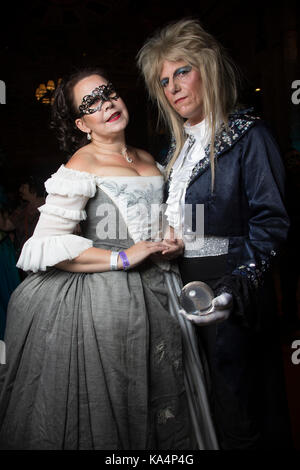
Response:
[161,238,184,260]
[180,292,233,325]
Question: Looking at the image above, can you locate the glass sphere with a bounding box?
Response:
[180,281,214,315]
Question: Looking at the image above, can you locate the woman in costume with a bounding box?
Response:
[137,18,292,449]
[0,67,218,450]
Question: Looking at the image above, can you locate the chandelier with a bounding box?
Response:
[35,79,62,104]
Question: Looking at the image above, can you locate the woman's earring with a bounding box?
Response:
[87,132,91,141]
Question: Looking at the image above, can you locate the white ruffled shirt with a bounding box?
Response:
[17,165,164,272]
[165,118,210,235]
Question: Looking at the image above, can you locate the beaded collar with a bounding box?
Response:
[166,112,260,187]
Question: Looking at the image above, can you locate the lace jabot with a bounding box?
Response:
[165,119,210,233]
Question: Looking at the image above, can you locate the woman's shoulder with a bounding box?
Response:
[45,150,97,198]
[65,146,95,173]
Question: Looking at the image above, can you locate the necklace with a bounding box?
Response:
[92,139,134,163]
[121,146,133,163]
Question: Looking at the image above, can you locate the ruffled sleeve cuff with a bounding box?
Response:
[16,234,93,273]
[44,165,97,198]
[38,204,87,221]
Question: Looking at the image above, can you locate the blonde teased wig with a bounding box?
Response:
[137,18,239,186]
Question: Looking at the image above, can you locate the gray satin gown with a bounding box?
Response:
[0,174,218,450]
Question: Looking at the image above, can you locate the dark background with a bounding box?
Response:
[0,0,299,448]
[0,0,300,183]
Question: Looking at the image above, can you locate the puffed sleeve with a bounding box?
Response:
[17,165,97,272]
[213,122,290,328]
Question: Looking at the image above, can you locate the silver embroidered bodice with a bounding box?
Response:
[83,175,165,246]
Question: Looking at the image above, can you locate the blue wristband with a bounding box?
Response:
[119,251,130,271]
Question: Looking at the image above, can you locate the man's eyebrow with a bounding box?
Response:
[160,65,191,81]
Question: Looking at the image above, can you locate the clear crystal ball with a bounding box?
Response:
[179,281,214,315]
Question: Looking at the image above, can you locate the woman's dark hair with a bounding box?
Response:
[50,67,109,156]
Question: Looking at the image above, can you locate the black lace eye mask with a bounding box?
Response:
[78,82,119,115]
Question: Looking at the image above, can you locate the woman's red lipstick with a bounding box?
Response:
[107,112,121,122]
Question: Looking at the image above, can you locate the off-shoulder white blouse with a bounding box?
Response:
[17,165,164,272]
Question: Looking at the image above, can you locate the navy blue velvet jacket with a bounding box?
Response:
[164,111,290,328]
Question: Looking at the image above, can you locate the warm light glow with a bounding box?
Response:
[255,88,261,92]
[35,84,47,100]
[35,79,59,104]
[46,80,55,91]
[35,87,41,100]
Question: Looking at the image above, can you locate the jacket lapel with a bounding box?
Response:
[185,114,259,188]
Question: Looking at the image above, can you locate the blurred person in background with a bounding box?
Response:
[0,183,20,340]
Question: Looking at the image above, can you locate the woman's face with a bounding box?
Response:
[73,74,129,138]
[159,60,204,125]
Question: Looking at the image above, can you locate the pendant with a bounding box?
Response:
[122,146,133,163]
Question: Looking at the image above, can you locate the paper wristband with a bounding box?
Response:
[110,251,119,270]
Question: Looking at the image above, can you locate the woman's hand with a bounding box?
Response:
[121,240,167,269]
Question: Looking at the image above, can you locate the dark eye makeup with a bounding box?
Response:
[160,78,169,88]
[160,65,192,88]
[174,65,192,77]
